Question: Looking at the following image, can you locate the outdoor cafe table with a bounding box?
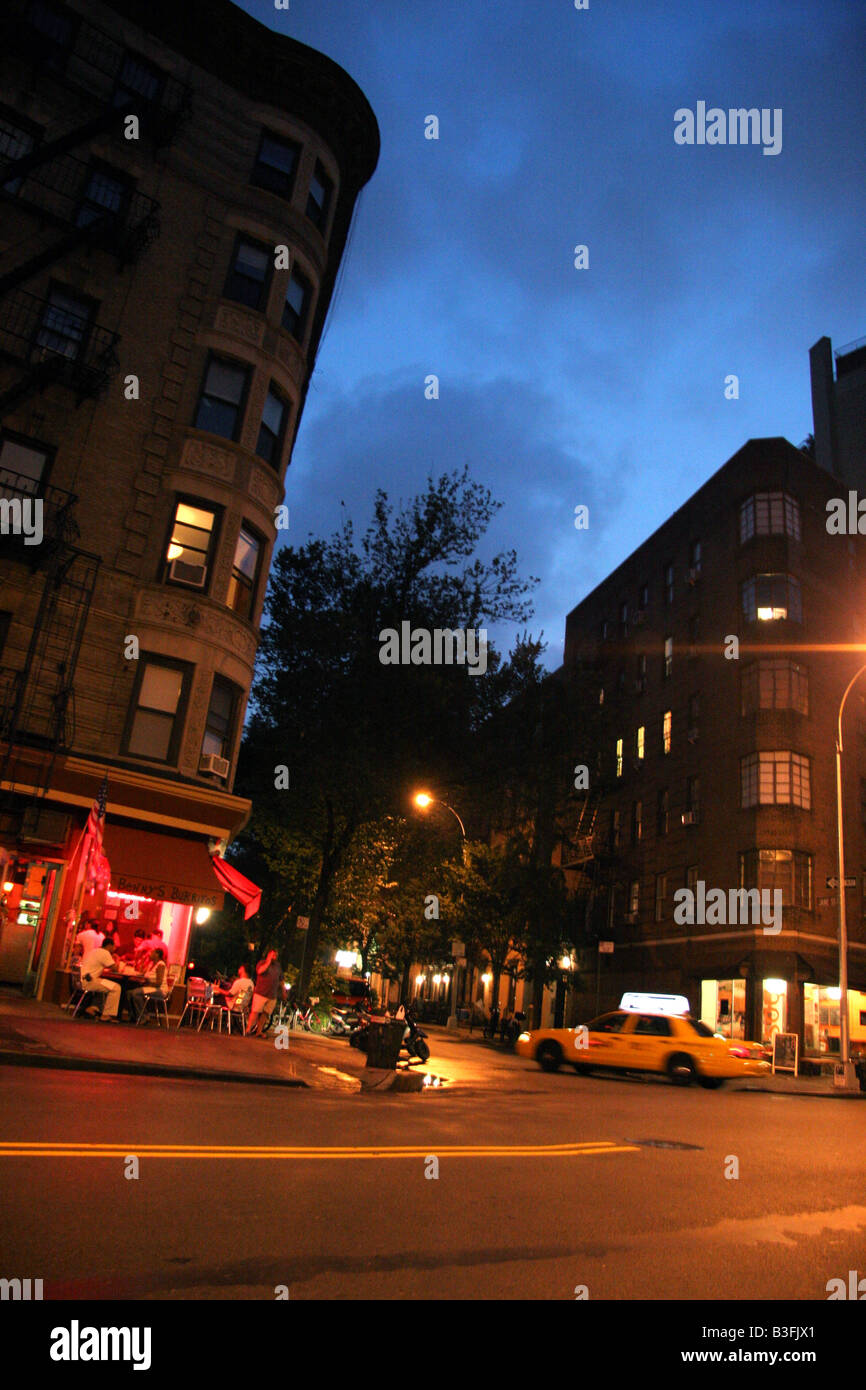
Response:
[102,969,148,1021]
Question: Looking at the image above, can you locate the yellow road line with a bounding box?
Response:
[0,1140,638,1160]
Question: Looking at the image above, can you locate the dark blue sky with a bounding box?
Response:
[243,0,865,668]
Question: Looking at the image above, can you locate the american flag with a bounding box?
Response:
[86,776,108,856]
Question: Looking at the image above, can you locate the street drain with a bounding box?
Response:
[623,1137,703,1151]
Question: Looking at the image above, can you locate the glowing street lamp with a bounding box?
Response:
[412,788,468,1029]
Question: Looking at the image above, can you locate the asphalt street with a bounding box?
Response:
[2,1050,865,1301]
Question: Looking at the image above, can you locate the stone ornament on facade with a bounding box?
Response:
[248,463,282,512]
[214,305,266,347]
[181,437,238,482]
[136,590,258,666]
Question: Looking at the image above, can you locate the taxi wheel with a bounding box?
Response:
[698,1076,724,1090]
[537,1041,563,1072]
[666,1053,696,1086]
[573,1064,594,1076]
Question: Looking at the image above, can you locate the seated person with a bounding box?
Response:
[127,948,169,1023]
[129,929,152,971]
[214,964,254,1012]
[79,935,121,1021]
[74,916,104,958]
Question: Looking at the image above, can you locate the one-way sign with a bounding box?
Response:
[826,877,857,889]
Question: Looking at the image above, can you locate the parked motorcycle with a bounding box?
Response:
[348,1007,430,1063]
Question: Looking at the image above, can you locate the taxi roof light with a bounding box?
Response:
[619,991,691,1016]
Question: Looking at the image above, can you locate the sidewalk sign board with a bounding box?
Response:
[771,1031,798,1076]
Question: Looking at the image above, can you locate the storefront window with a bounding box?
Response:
[762,977,787,1042]
[700,978,746,1039]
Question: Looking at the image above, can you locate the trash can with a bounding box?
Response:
[365,1020,405,1070]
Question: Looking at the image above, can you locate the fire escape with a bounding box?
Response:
[0,0,190,834]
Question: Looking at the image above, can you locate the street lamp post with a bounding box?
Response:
[413,791,467,1029]
[834,664,866,1091]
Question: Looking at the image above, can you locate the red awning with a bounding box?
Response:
[102,823,224,910]
[210,856,262,920]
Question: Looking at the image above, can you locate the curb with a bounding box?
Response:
[0,1048,309,1089]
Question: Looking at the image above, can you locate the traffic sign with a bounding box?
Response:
[817,896,838,907]
[826,877,856,889]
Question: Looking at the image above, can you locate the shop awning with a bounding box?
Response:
[102,823,224,910]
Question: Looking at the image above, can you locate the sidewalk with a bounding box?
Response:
[0,992,364,1093]
[423,1023,866,1097]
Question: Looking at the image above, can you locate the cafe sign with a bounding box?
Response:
[111,873,222,910]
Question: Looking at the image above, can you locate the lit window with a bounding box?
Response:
[741,574,802,624]
[252,130,301,198]
[125,657,189,763]
[256,384,288,466]
[226,524,261,620]
[224,237,271,311]
[741,752,811,809]
[632,800,642,844]
[636,725,645,760]
[194,356,249,441]
[306,159,332,232]
[628,880,639,915]
[664,636,673,679]
[615,738,623,778]
[165,500,217,589]
[662,710,672,754]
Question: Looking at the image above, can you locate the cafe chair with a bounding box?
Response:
[177,977,210,1030]
[137,992,169,1028]
[66,965,97,1019]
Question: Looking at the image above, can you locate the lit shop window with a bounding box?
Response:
[740,574,802,624]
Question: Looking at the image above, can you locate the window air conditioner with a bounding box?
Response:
[169,557,207,587]
[200,753,229,778]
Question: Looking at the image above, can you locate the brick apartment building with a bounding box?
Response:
[0,0,378,1000]
[559,377,866,1056]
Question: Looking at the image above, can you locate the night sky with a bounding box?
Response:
[241,0,865,668]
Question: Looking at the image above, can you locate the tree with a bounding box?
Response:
[235,468,538,1000]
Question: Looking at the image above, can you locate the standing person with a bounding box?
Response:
[246,949,282,1037]
[79,934,121,1021]
[127,948,169,1023]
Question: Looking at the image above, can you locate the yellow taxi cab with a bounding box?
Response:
[515,992,771,1089]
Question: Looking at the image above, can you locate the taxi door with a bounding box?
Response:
[586,1011,633,1068]
[622,1012,675,1072]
